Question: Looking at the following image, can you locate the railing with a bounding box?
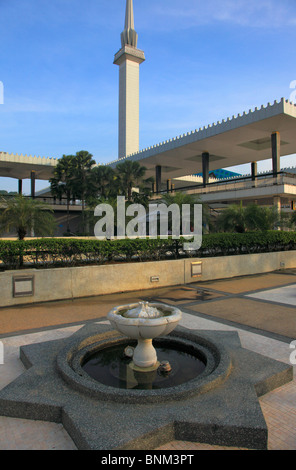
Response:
[153,171,296,196]
[39,197,82,207]
[0,194,83,207]
[1,171,296,204]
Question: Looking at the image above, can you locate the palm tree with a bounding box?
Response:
[244,204,280,231]
[0,195,56,240]
[90,165,118,200]
[72,151,96,233]
[50,154,76,233]
[161,192,201,206]
[291,211,296,229]
[215,202,246,233]
[216,203,282,233]
[161,192,209,234]
[116,160,148,201]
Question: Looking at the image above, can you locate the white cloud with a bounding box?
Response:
[142,0,296,30]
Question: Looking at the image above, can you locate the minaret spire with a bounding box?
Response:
[121,0,138,48]
[114,0,145,159]
[125,0,135,30]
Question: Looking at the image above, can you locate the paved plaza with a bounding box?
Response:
[0,270,295,450]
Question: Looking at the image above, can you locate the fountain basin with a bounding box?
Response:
[56,326,224,404]
[107,302,182,339]
[107,302,182,369]
[81,338,207,390]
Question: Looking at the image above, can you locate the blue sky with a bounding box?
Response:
[0,0,296,193]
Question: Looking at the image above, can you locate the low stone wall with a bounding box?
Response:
[0,250,295,307]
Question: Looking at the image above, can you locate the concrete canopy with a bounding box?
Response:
[108,98,296,180]
[0,153,58,180]
[0,98,295,185]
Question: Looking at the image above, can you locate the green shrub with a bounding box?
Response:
[0,232,295,270]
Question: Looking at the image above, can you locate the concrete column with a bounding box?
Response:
[30,171,36,199]
[271,132,280,176]
[156,165,162,193]
[202,152,210,187]
[251,162,257,181]
[166,179,172,193]
[117,58,142,158]
[273,196,281,212]
[18,179,23,195]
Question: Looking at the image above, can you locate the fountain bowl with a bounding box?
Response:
[107,302,182,339]
[107,302,182,369]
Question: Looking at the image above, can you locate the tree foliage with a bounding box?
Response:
[89,165,118,200]
[160,192,210,234]
[48,150,296,237]
[50,151,96,233]
[0,195,56,240]
[50,154,76,232]
[115,160,152,201]
[215,203,282,233]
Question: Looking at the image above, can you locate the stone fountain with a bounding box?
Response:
[107,301,182,371]
[0,300,293,450]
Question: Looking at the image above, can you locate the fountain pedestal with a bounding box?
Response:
[130,339,159,370]
[107,301,182,371]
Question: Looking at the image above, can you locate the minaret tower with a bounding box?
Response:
[114,0,145,159]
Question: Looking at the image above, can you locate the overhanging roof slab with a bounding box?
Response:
[108,98,296,179]
[0,153,58,180]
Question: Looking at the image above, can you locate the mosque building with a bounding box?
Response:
[0,0,296,235]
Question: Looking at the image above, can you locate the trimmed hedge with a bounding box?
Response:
[0,231,296,270]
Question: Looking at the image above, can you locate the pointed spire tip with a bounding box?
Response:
[121,0,138,48]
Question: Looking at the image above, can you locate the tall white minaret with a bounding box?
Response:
[114,0,145,159]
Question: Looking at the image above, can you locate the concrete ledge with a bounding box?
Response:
[0,250,295,307]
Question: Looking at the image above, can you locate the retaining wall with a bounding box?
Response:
[0,250,295,307]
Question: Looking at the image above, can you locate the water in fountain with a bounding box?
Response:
[82,339,206,390]
[81,302,207,390]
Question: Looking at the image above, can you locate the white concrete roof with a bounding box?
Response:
[107,98,296,180]
[1,98,295,183]
[0,152,58,180]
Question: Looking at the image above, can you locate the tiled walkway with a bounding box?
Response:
[0,270,295,450]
